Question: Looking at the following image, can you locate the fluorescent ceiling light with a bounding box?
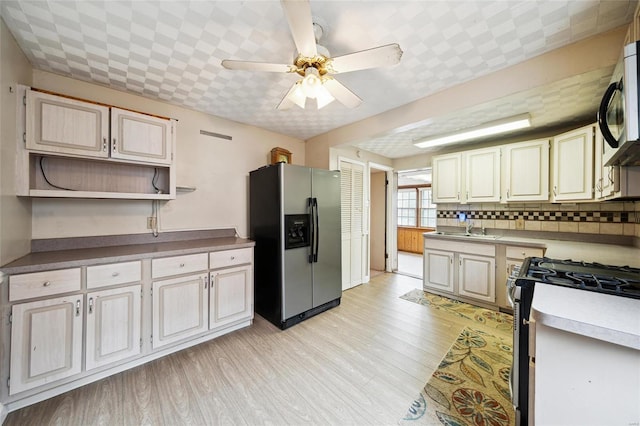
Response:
[413,113,531,149]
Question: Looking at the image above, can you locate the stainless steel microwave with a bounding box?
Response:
[599,41,640,166]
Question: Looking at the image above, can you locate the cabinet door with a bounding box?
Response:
[10,295,83,395]
[503,139,550,201]
[466,147,501,202]
[432,153,462,203]
[458,254,495,303]
[26,89,109,158]
[209,265,253,330]
[552,125,594,201]
[86,285,142,370]
[423,249,455,294]
[594,126,617,199]
[111,107,172,165]
[152,273,208,349]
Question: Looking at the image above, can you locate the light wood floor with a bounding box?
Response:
[5,273,479,425]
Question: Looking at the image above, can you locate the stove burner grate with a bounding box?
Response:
[522,257,640,299]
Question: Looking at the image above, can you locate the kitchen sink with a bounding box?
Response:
[432,231,500,240]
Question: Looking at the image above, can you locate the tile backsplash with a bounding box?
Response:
[436,201,639,237]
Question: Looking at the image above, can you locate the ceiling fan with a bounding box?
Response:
[221,0,403,110]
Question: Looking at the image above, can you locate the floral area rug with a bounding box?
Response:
[399,288,513,333]
[401,327,514,426]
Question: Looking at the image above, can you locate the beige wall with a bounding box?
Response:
[0,19,32,265]
[28,71,304,239]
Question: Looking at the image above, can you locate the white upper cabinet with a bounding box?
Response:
[111,108,172,165]
[26,90,109,158]
[26,88,172,166]
[432,153,462,203]
[465,147,501,203]
[552,124,594,202]
[502,139,550,202]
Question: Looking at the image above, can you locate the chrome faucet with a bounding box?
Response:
[465,220,474,235]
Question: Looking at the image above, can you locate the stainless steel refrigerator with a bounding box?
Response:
[249,163,342,329]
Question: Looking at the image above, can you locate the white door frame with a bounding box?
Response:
[368,162,395,273]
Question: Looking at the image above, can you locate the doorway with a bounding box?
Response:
[368,162,394,279]
[396,168,434,279]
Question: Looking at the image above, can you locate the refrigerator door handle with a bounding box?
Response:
[313,197,319,262]
[308,197,315,263]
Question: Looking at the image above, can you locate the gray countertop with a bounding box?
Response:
[532,284,640,350]
[423,231,640,268]
[1,232,255,275]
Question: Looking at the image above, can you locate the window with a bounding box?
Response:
[397,186,436,228]
[420,188,437,228]
[397,189,417,226]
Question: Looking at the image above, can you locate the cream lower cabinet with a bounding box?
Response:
[423,249,455,294]
[3,245,254,412]
[458,253,495,303]
[424,239,496,305]
[152,273,209,349]
[10,295,83,395]
[209,265,253,330]
[85,285,142,370]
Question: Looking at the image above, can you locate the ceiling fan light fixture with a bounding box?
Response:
[290,82,307,108]
[301,67,322,98]
[413,113,531,149]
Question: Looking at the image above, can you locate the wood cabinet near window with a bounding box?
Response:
[398,227,432,253]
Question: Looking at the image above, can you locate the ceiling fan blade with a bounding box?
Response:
[222,60,295,73]
[323,78,362,108]
[328,43,403,74]
[280,0,317,58]
[277,81,305,110]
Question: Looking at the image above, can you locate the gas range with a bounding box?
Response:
[519,257,640,300]
[507,256,640,425]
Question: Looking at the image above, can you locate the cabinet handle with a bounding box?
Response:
[521,251,526,256]
[42,281,51,287]
[88,297,94,314]
[553,186,557,196]
[204,276,209,290]
[230,256,235,260]
[112,138,117,152]
[179,263,185,268]
[75,300,81,317]
[103,137,107,151]
[506,189,510,198]
[111,272,119,277]
[466,191,469,200]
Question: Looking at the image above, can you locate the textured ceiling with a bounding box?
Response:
[1,1,636,159]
